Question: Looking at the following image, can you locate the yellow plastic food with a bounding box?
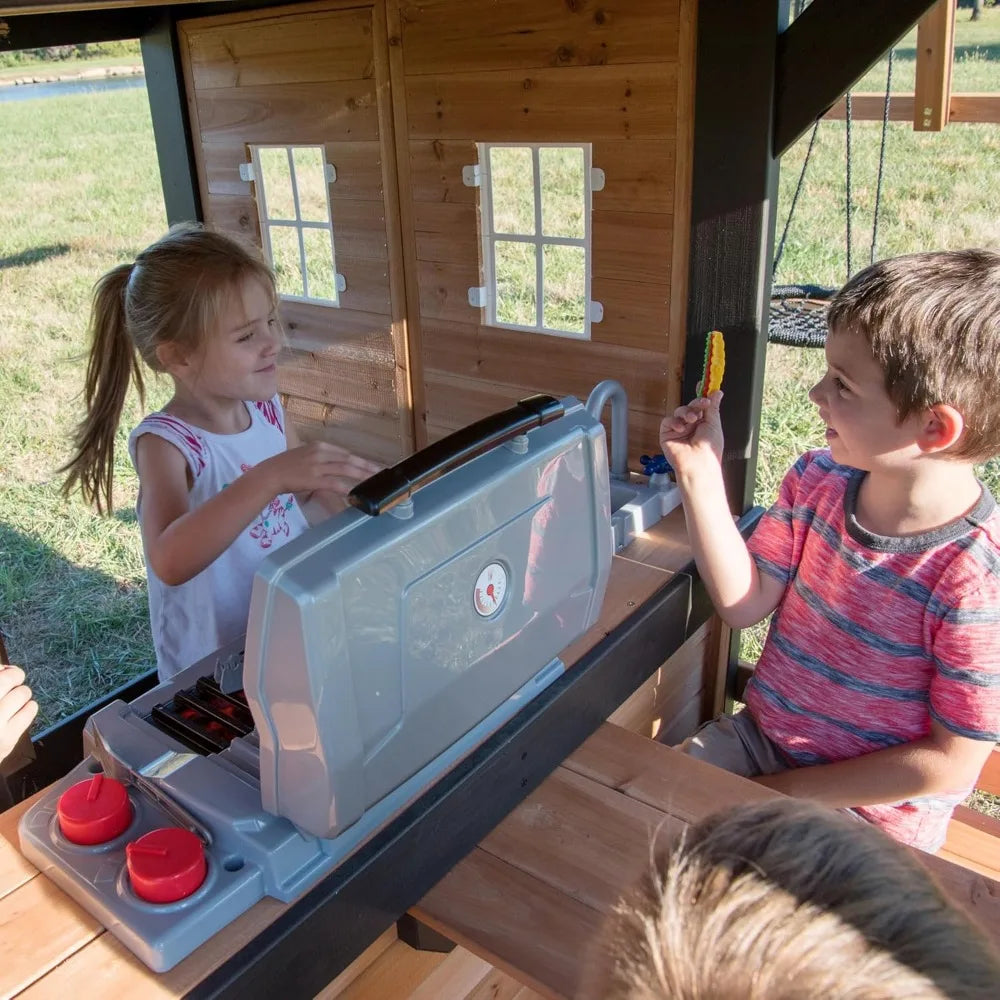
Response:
[697,330,726,397]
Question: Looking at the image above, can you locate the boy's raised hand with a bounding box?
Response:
[659,390,724,477]
[0,665,38,765]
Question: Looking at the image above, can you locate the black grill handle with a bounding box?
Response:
[348,394,565,516]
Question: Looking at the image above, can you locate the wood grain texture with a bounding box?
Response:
[407,138,675,213]
[607,620,707,739]
[557,556,672,672]
[592,210,672,285]
[405,64,676,142]
[414,849,595,1000]
[194,80,380,144]
[420,318,671,414]
[479,767,681,912]
[202,140,384,201]
[187,9,375,90]
[371,0,418,455]
[285,395,405,464]
[913,0,955,131]
[398,0,677,76]
[0,876,103,998]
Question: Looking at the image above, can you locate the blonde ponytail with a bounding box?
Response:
[61,263,146,514]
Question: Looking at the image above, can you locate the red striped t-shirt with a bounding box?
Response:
[745,449,1000,852]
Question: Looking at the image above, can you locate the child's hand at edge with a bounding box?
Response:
[659,390,724,479]
[258,441,383,500]
[0,665,38,765]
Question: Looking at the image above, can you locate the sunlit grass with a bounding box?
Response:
[0,86,167,728]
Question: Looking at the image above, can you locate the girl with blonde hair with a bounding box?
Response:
[63,223,380,680]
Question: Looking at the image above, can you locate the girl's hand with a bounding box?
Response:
[261,442,383,498]
[0,665,38,765]
[659,390,724,476]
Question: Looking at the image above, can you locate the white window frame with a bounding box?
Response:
[248,144,342,307]
[477,142,596,341]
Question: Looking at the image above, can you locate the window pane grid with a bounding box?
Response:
[479,142,592,340]
[249,144,340,307]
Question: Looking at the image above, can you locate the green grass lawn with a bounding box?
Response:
[0,87,167,727]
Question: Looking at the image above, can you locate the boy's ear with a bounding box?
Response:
[917,404,965,454]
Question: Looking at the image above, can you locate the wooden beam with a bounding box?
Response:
[774,0,938,156]
[823,92,1000,126]
[141,13,200,225]
[949,93,1000,125]
[685,0,778,515]
[0,7,158,46]
[0,1,203,15]
[914,0,955,131]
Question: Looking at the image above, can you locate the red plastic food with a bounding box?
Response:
[126,827,207,904]
[57,774,132,845]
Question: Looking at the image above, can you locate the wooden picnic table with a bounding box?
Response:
[3,507,998,998]
[0,512,693,998]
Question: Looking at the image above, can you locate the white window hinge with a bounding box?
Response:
[335,273,347,293]
[589,301,604,323]
[590,167,605,192]
[462,164,482,187]
[468,285,487,308]
[239,161,255,183]
[325,162,338,184]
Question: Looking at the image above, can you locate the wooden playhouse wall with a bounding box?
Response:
[179,3,413,464]
[391,0,696,454]
[179,0,695,466]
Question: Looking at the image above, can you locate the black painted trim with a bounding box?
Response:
[188,569,696,998]
[140,14,200,224]
[0,10,160,48]
[684,0,779,515]
[773,0,937,156]
[396,914,456,954]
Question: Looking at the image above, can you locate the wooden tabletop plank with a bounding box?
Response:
[467,968,547,1000]
[413,848,599,1000]
[0,875,104,997]
[0,791,44,901]
[614,507,692,575]
[558,556,672,671]
[563,722,776,821]
[479,766,681,913]
[15,890,291,998]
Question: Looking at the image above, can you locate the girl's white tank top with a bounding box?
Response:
[128,397,310,681]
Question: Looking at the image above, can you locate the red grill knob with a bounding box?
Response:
[126,827,207,903]
[57,774,132,845]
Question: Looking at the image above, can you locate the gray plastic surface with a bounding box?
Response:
[17,394,612,971]
[245,396,611,838]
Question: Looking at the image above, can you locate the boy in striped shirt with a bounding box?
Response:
[660,249,1000,852]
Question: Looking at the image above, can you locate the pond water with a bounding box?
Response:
[0,74,145,103]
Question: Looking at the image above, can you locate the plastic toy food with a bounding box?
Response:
[696,330,725,398]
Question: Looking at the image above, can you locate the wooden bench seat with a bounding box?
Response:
[414,723,1000,999]
[939,747,1000,881]
[316,932,544,1000]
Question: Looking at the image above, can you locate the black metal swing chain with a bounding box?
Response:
[770,40,895,347]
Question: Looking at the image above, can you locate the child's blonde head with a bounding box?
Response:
[599,798,1000,999]
[62,223,276,512]
[827,249,1000,462]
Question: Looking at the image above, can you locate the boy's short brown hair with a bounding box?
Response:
[596,799,1000,999]
[826,249,1000,462]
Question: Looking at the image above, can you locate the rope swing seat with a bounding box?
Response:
[768,38,895,350]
